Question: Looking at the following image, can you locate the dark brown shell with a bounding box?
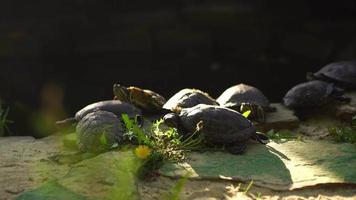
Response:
[217,84,270,109]
[313,61,356,87]
[76,110,124,152]
[283,80,334,108]
[163,88,218,111]
[178,104,256,145]
[75,100,142,121]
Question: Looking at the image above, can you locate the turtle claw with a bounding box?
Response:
[336,96,351,103]
[252,132,269,144]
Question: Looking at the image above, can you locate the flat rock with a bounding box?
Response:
[58,151,140,200]
[255,103,299,131]
[335,92,356,122]
[0,135,140,200]
[16,181,86,200]
[160,140,356,190]
[0,136,70,200]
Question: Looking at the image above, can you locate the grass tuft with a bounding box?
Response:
[121,114,204,179]
[266,129,302,143]
[328,116,356,144]
[0,102,13,136]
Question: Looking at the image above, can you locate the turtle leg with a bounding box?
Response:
[252,132,269,144]
[256,105,266,123]
[334,96,351,103]
[225,143,247,155]
[330,86,351,103]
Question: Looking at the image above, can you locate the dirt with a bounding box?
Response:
[138,177,356,200]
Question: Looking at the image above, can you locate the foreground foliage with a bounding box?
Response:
[121,114,204,179]
[265,129,302,143]
[329,116,356,144]
[0,102,13,136]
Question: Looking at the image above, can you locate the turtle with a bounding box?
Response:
[307,60,356,88]
[216,84,275,122]
[113,84,166,113]
[163,88,218,112]
[163,104,269,154]
[283,80,350,109]
[76,110,124,152]
[56,100,142,125]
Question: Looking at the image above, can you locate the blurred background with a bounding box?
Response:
[0,0,355,136]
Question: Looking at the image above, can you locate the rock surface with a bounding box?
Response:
[255,103,299,131]
[160,140,356,190]
[335,92,356,122]
[1,133,356,199]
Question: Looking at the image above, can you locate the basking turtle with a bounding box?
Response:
[163,88,218,112]
[216,84,275,122]
[113,84,166,113]
[163,104,268,154]
[76,110,124,152]
[283,80,350,109]
[56,100,142,125]
[307,60,356,88]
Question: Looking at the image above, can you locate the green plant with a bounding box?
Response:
[266,129,302,143]
[164,173,190,200]
[242,180,254,194]
[121,114,204,179]
[225,180,256,200]
[328,116,356,144]
[0,102,13,136]
[242,110,251,118]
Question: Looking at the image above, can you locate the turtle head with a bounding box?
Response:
[306,72,317,81]
[240,102,265,122]
[163,113,180,128]
[113,84,130,102]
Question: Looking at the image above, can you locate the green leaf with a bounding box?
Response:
[122,114,150,146]
[99,133,108,146]
[242,110,251,118]
[121,114,133,129]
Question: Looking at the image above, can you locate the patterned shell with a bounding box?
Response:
[163,88,218,111]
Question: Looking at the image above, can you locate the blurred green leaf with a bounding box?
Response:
[99,133,108,146]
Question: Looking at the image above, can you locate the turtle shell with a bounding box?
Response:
[76,110,124,152]
[75,100,142,121]
[283,80,334,108]
[113,84,166,112]
[313,61,356,87]
[163,88,218,111]
[217,84,270,110]
[178,104,256,145]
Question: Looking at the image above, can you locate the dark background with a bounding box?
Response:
[0,0,355,136]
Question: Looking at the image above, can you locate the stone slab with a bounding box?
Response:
[160,140,356,190]
[255,103,299,132]
[336,92,356,122]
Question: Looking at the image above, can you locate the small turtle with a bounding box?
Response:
[216,84,275,122]
[56,100,142,125]
[163,88,218,112]
[113,84,166,113]
[283,80,350,109]
[307,60,356,88]
[76,110,124,152]
[163,104,268,154]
